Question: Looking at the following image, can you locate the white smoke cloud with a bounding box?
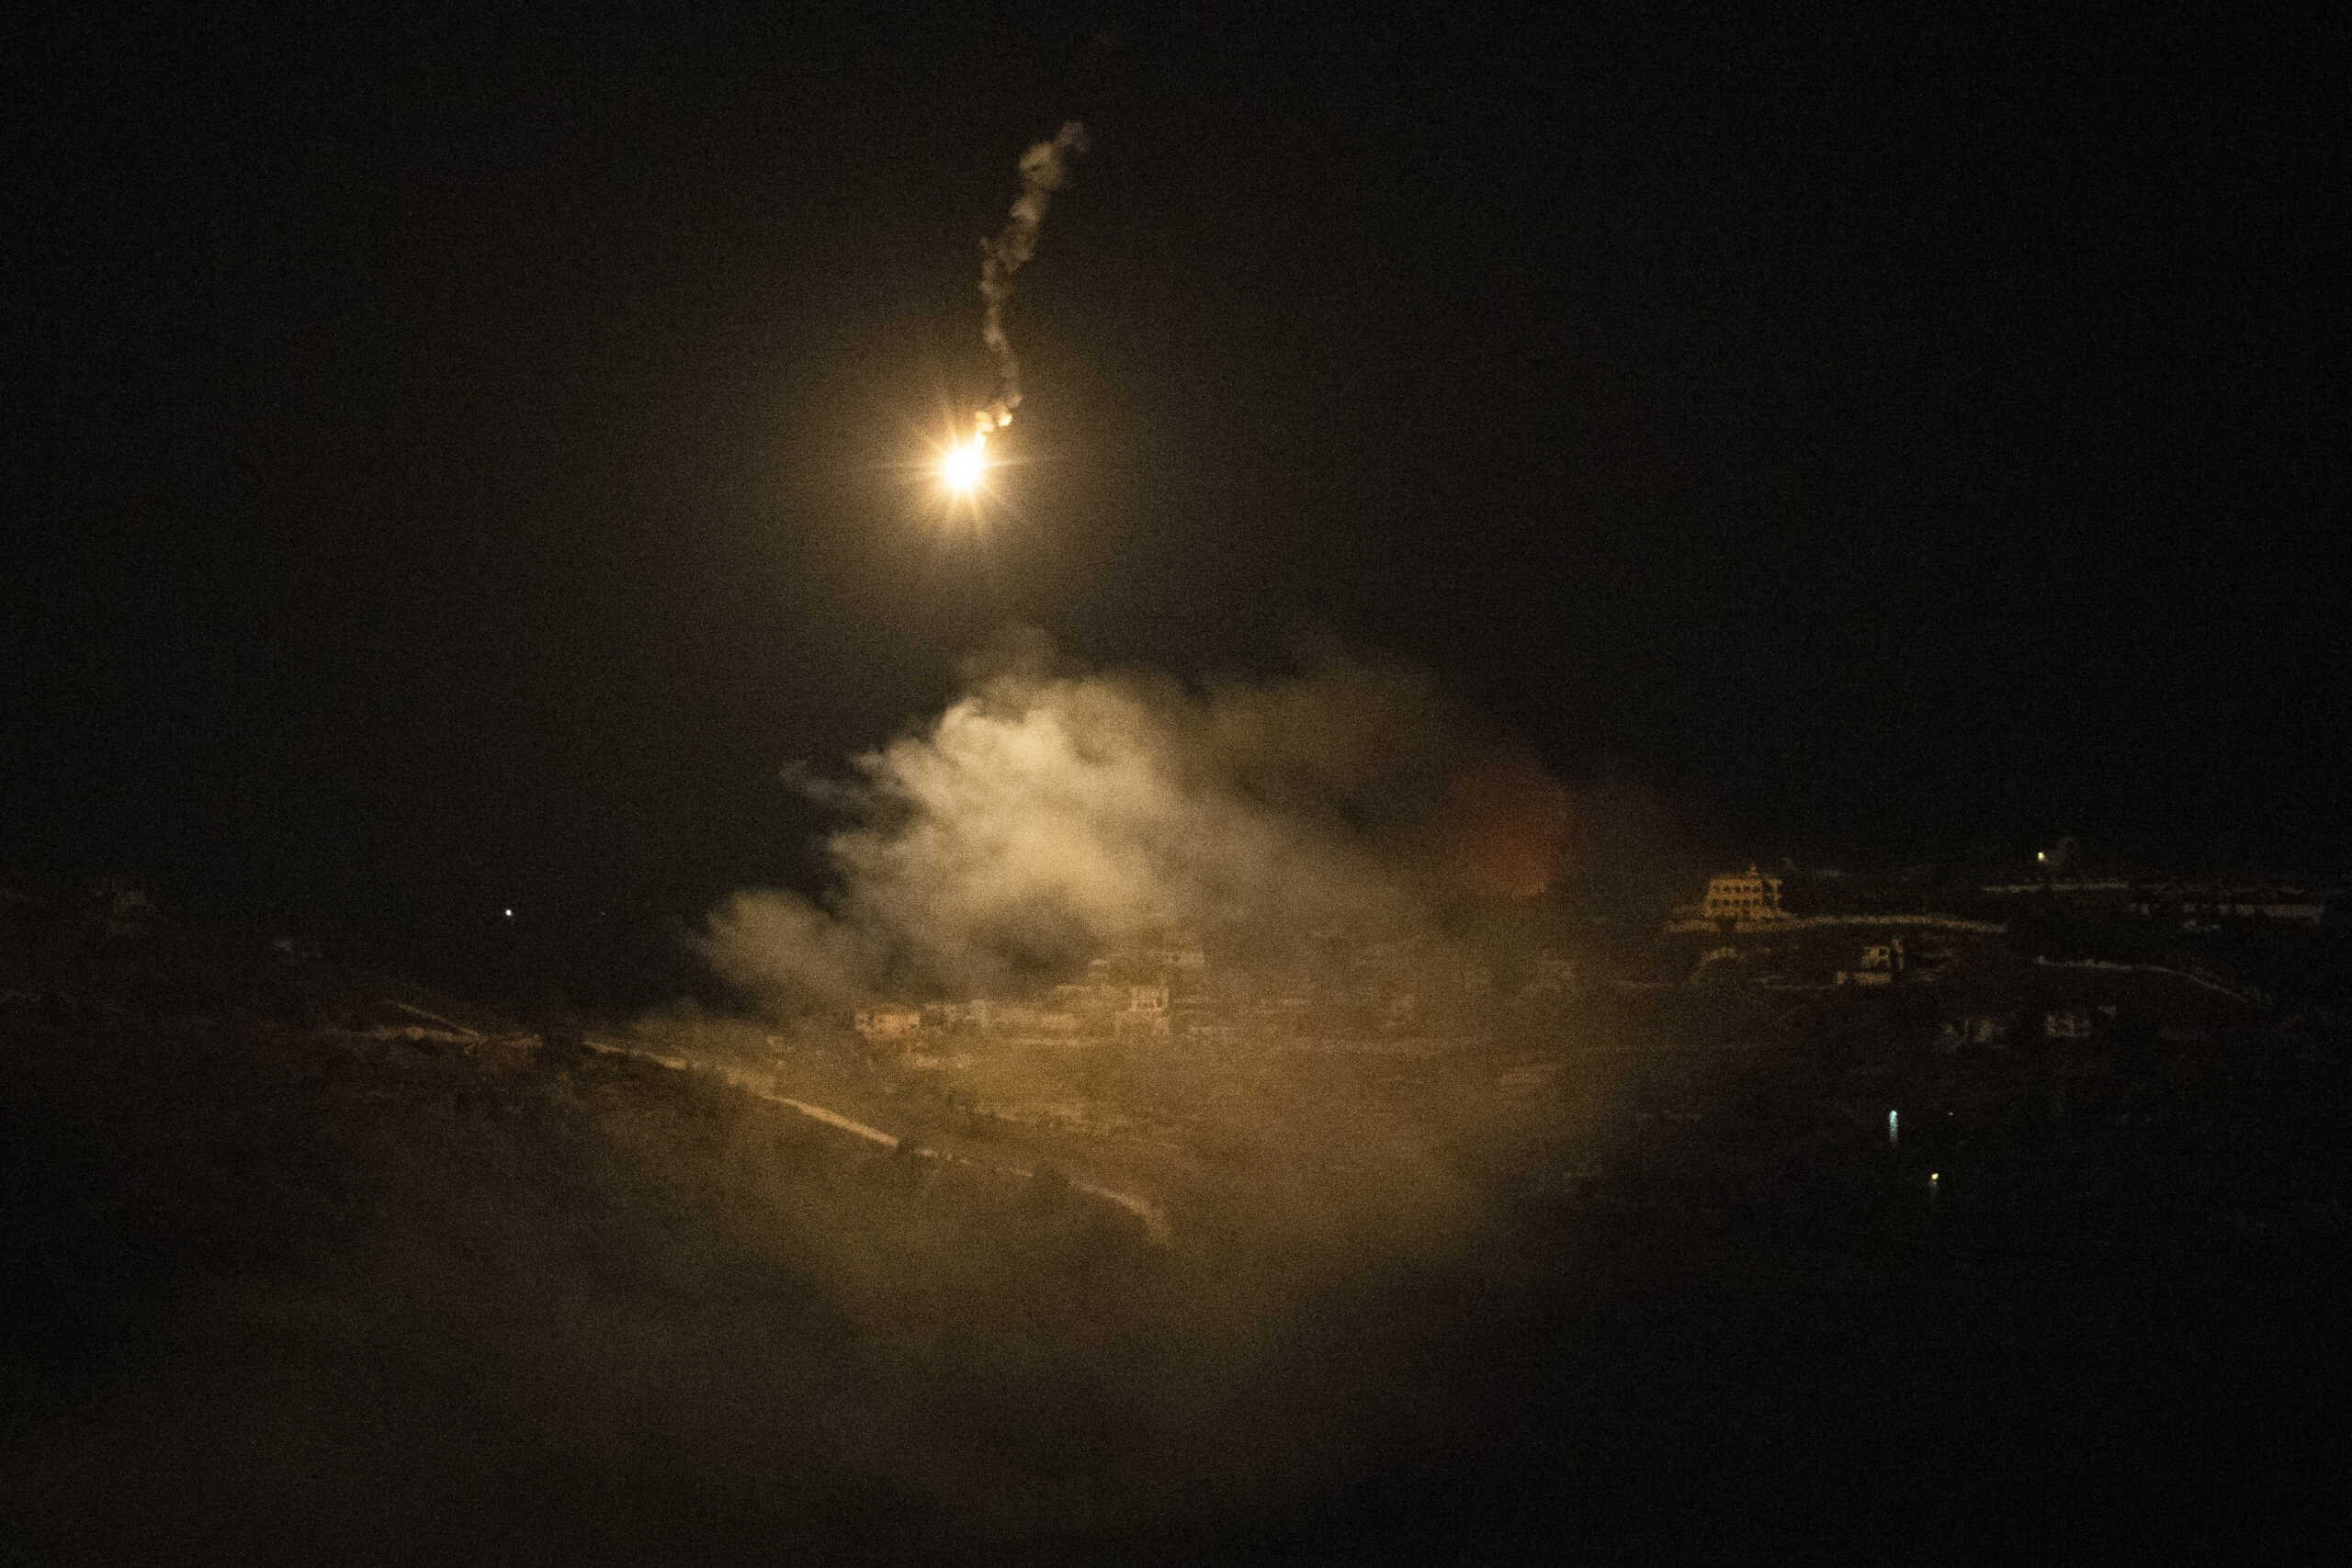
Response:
[974,120,1089,436]
[698,634,1571,1017]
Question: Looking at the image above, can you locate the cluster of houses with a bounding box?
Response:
[849,860,2310,1055]
[1668,864,2278,1053]
[854,976,1174,1045]
[852,926,1570,1049]
[855,936,1204,1045]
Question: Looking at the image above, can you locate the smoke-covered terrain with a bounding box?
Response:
[9,913,2344,1562]
[6,649,2346,1561]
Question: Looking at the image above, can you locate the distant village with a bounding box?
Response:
[850,848,2339,1065]
[1653,858,2324,1055]
[854,925,1541,1055]
[7,846,2334,1075]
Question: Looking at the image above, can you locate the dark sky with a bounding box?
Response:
[7,7,2343,931]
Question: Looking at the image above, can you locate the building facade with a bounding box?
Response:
[1700,865,1787,922]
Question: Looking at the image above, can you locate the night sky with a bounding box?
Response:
[8,9,2342,940]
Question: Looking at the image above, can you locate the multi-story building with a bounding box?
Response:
[1700,865,1787,922]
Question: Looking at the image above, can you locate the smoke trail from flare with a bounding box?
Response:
[974,120,1089,440]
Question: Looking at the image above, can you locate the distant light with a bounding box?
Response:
[503,908,514,919]
[1888,1109,1899,1146]
[941,437,987,494]
[2036,851,2047,863]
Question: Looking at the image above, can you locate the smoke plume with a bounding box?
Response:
[973,120,1089,439]
[698,633,1570,1017]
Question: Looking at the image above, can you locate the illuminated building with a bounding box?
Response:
[854,1004,922,1041]
[1115,983,1172,1037]
[1699,865,1787,922]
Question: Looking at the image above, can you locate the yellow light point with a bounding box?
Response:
[941,435,987,494]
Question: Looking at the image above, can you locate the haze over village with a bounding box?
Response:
[846,855,2327,1054]
[9,7,2340,1561]
[784,840,2336,1190]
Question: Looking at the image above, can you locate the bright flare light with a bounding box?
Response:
[941,437,987,494]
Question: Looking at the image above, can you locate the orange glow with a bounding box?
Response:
[1441,759,1572,897]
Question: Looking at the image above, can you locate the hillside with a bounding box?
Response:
[6,910,2347,1561]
